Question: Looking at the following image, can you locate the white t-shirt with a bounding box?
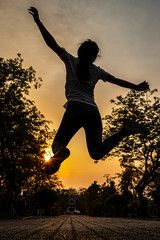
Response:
[59,49,109,108]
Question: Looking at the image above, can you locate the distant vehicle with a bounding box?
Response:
[74,210,81,215]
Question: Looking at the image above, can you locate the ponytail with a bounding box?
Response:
[77,39,99,83]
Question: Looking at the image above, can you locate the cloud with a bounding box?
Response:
[1,0,160,86]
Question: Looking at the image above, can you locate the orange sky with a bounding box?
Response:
[1,0,160,188]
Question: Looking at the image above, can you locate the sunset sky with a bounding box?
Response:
[1,0,160,189]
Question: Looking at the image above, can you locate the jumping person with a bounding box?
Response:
[28,7,150,175]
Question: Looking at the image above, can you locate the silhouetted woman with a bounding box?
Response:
[28,7,150,174]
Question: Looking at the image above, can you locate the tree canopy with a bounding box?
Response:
[0,54,59,213]
[103,89,160,217]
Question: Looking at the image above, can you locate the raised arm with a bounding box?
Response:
[28,7,64,56]
[106,74,149,91]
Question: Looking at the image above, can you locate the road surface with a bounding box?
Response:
[0,215,160,240]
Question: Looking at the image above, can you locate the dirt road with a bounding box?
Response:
[0,215,160,240]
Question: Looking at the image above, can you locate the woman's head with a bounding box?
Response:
[78,39,100,64]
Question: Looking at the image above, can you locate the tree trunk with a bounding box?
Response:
[5,167,18,213]
[136,188,149,218]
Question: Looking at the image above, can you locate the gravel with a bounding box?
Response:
[0,215,160,240]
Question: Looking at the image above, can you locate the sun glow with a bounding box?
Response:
[44,151,53,162]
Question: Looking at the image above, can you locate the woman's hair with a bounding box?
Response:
[77,39,100,82]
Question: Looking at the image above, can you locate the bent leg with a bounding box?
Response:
[46,102,83,175]
[52,102,82,154]
[88,130,126,160]
[84,106,126,160]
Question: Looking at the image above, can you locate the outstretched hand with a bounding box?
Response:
[28,7,40,23]
[136,81,149,91]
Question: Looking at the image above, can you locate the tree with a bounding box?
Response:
[0,54,57,213]
[34,188,58,215]
[77,177,122,217]
[103,89,160,217]
[76,181,102,216]
[85,181,102,216]
[149,174,160,217]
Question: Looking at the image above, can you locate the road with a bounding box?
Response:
[0,215,160,240]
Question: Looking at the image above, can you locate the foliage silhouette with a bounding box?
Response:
[0,54,58,214]
[103,89,160,217]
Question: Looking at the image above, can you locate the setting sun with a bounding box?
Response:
[44,151,53,162]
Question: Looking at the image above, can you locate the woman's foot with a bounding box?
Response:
[45,147,70,175]
[122,119,150,136]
